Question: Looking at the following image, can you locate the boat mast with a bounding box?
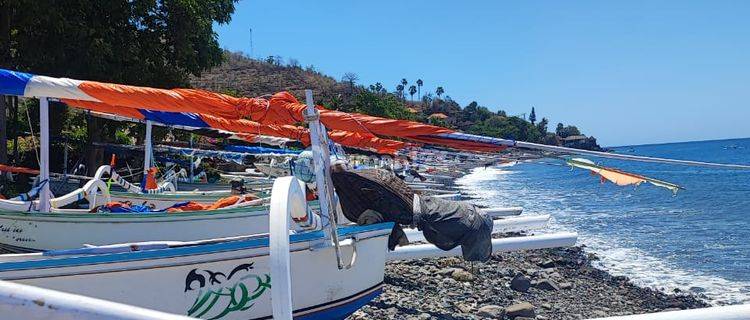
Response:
[38,98,51,212]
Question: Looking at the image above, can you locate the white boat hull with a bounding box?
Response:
[0,224,392,320]
[0,207,269,252]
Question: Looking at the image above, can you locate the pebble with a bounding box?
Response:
[477,305,504,318]
[511,273,532,292]
[505,302,535,319]
[539,259,556,268]
[533,279,560,291]
[592,310,608,317]
[457,303,473,313]
[452,270,475,282]
[348,243,709,320]
[439,267,461,276]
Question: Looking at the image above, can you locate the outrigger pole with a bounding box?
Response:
[442,133,750,169]
[513,141,750,169]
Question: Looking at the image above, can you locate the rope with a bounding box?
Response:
[342,112,377,137]
[25,104,40,166]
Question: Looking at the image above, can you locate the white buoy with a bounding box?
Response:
[388,232,578,261]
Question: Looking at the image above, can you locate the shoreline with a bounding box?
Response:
[350,165,710,319]
[349,241,709,319]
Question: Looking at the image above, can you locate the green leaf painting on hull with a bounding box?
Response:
[184,262,271,319]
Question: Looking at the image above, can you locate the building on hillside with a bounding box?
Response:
[427,113,450,126]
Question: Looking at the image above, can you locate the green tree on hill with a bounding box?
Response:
[371,82,385,94]
[529,107,537,125]
[1,0,239,173]
[555,123,581,138]
[353,89,413,120]
[436,86,445,98]
[536,117,549,135]
[556,123,565,136]
[396,84,405,100]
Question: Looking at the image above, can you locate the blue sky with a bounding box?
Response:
[216,0,750,147]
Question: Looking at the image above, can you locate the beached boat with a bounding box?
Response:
[0,164,279,251]
[0,205,271,252]
[0,224,391,320]
[0,173,391,319]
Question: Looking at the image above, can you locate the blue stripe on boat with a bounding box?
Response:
[0,69,33,96]
[225,145,302,155]
[139,110,209,128]
[0,223,394,271]
[297,287,382,320]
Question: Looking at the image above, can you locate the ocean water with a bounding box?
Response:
[456,138,750,305]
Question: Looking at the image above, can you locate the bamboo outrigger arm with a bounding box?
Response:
[513,141,750,169]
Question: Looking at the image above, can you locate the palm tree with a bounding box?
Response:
[401,78,408,88]
[436,86,444,98]
[408,85,417,102]
[416,79,423,99]
[396,84,405,99]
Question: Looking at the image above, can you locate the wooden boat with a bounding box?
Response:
[0,175,392,319]
[0,165,284,252]
[0,205,271,252]
[0,223,391,320]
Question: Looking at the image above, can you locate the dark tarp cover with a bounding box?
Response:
[330,168,493,261]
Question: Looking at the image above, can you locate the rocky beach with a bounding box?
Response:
[348,234,709,320]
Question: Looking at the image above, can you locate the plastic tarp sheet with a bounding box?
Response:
[1,68,512,153]
[330,168,493,261]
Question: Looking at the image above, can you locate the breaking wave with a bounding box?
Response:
[458,157,750,305]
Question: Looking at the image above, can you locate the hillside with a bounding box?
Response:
[190,52,347,104]
[191,51,602,151]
